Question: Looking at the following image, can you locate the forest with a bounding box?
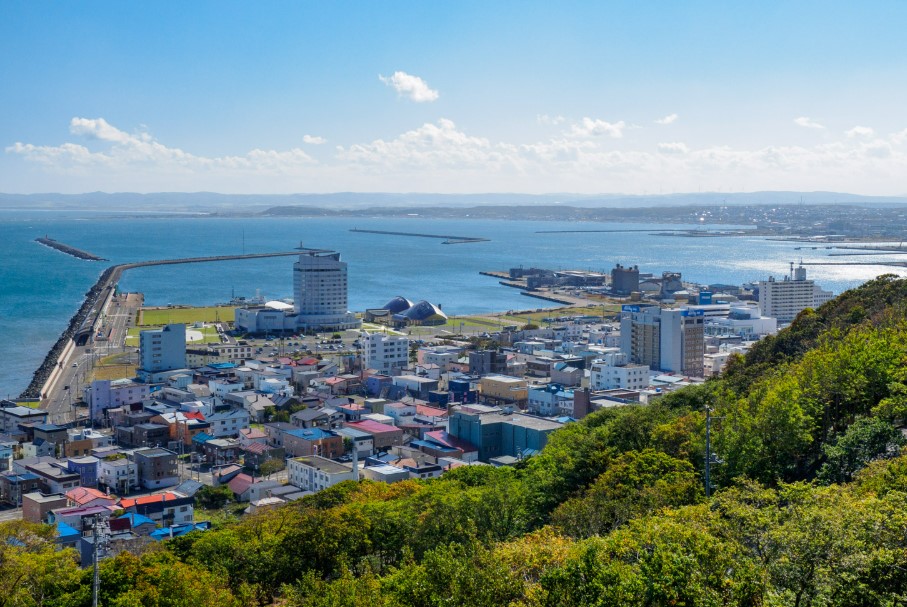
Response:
[5,275,907,607]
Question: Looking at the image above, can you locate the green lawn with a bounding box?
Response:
[501,304,622,324]
[140,306,235,326]
[125,325,221,347]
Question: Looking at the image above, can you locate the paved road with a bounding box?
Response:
[44,293,143,424]
[0,507,22,522]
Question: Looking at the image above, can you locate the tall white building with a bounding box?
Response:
[758,264,833,324]
[293,247,360,331]
[362,332,410,375]
[619,305,705,377]
[139,324,186,374]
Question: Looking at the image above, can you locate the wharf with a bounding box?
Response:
[350,228,489,244]
[479,270,512,279]
[36,237,108,261]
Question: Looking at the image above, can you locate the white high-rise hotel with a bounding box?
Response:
[758,263,833,324]
[293,247,360,331]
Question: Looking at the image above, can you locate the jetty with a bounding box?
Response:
[350,228,489,244]
[36,236,108,261]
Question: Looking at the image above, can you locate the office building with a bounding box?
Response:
[660,309,705,378]
[620,305,662,369]
[620,305,705,377]
[758,264,834,324]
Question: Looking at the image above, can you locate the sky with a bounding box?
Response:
[2,1,907,196]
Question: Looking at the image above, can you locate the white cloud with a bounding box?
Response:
[7,117,315,175]
[68,117,136,143]
[794,116,825,130]
[569,117,626,138]
[378,71,439,102]
[655,113,678,125]
[302,135,327,145]
[657,142,689,154]
[337,118,521,172]
[7,117,907,194]
[846,125,875,138]
[537,114,566,125]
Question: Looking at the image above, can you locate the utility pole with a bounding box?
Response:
[88,514,110,607]
[704,406,723,498]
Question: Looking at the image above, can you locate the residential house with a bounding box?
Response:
[287,456,356,493]
[98,456,137,494]
[0,471,41,505]
[118,491,194,526]
[346,420,404,452]
[66,456,100,488]
[66,487,116,509]
[206,408,251,438]
[132,448,178,490]
[24,461,81,494]
[22,491,68,523]
[283,427,343,458]
[0,401,48,433]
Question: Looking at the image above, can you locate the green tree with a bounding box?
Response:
[816,417,905,484]
[195,485,233,510]
[551,449,703,537]
[0,521,82,607]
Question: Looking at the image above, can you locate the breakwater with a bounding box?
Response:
[19,265,118,398]
[36,237,108,261]
[19,250,302,399]
[350,228,489,244]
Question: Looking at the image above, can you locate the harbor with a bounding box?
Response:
[18,249,304,402]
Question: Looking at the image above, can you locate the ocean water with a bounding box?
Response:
[2,209,905,397]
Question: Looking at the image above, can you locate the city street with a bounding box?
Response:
[43,293,143,425]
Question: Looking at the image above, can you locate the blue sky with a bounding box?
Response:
[2,1,907,195]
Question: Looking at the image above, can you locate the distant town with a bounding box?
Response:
[0,238,840,564]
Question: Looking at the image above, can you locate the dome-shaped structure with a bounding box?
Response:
[382,296,413,314]
[400,300,448,325]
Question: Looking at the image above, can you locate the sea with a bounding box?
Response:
[2,208,905,397]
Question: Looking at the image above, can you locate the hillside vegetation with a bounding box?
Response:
[6,275,907,606]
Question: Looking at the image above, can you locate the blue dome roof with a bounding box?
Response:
[382,296,413,314]
[401,300,447,321]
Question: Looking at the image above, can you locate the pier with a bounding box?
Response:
[350,228,489,244]
[36,236,108,261]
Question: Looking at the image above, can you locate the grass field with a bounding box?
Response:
[125,325,221,347]
[501,304,622,324]
[90,353,137,381]
[140,306,235,326]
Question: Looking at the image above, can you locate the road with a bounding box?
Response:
[44,293,143,424]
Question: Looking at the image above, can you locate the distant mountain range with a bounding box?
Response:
[2,190,907,213]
